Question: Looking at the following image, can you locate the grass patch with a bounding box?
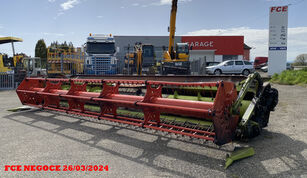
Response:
[270,68,307,86]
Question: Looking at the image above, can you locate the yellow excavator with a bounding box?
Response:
[125,43,156,75]
[162,0,190,75]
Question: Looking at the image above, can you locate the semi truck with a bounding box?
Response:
[85,34,117,75]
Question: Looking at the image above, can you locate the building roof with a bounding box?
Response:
[244,43,252,50]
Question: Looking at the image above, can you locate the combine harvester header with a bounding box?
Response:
[16,73,278,145]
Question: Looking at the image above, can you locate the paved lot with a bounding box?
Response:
[0,84,307,177]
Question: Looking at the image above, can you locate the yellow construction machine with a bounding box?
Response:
[125,43,156,75]
[47,47,84,76]
[162,0,190,75]
[0,37,26,83]
[0,37,24,73]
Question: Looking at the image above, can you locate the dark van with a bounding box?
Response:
[254,57,268,69]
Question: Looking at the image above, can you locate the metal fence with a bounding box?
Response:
[52,53,213,76]
[190,58,207,75]
[0,72,15,90]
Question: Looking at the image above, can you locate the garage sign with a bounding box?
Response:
[182,36,244,55]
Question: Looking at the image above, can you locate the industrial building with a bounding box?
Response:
[114,35,251,74]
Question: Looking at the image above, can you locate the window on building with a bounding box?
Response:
[142,45,154,57]
[223,55,238,61]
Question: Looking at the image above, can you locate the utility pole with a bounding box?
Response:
[127,44,130,75]
[61,53,64,74]
[11,42,15,56]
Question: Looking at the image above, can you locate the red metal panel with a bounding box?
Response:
[181,36,244,55]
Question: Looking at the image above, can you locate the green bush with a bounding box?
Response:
[270,69,307,85]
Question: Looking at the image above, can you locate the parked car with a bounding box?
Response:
[261,65,268,72]
[206,62,220,67]
[206,60,255,76]
[254,57,268,69]
[287,63,293,70]
[261,62,292,73]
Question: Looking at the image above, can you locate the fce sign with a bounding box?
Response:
[268,6,288,75]
[270,6,288,12]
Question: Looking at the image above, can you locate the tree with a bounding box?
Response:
[35,39,47,59]
[294,54,307,66]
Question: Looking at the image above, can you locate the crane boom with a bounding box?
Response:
[162,0,190,75]
[168,0,178,56]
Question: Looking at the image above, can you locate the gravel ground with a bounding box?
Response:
[0,84,307,177]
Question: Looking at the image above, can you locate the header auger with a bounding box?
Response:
[16,73,278,146]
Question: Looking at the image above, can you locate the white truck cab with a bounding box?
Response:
[85,34,117,75]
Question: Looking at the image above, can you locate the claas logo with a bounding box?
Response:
[271,6,288,12]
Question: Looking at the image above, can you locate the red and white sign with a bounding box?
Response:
[181,36,244,55]
[268,5,288,75]
[270,6,288,13]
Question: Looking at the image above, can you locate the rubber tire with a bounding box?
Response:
[242,69,250,76]
[214,69,222,75]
